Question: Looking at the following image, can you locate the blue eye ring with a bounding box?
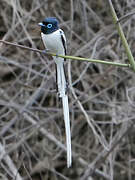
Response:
[47,24,52,28]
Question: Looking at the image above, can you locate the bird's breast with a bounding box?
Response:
[41,30,64,55]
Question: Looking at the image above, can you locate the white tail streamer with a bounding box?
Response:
[56,62,72,167]
[62,95,72,167]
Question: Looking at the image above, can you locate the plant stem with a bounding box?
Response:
[0,40,130,68]
[108,0,135,71]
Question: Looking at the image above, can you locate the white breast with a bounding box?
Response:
[41,29,65,56]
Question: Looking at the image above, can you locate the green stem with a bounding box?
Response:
[108,0,135,71]
[0,40,130,68]
[51,53,129,67]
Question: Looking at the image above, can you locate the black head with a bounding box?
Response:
[38,17,59,34]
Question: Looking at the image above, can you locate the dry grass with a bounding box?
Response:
[0,0,135,179]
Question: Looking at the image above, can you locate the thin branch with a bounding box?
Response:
[117,10,135,23]
[0,40,130,68]
[82,121,134,179]
[0,143,23,180]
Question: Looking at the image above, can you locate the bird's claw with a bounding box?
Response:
[42,49,50,54]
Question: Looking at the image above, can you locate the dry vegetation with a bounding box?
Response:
[0,0,135,179]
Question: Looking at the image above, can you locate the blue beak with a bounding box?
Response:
[38,22,45,27]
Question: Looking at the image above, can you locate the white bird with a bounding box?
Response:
[38,17,72,167]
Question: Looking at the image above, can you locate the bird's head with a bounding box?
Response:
[38,17,59,34]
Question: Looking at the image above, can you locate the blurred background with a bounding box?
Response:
[0,0,135,179]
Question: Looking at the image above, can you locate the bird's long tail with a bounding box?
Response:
[56,62,72,168]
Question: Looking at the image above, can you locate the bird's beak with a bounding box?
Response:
[38,22,45,27]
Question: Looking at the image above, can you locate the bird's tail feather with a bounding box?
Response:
[62,95,72,168]
[56,62,72,167]
[56,62,66,97]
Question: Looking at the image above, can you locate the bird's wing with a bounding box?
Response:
[60,29,67,56]
[59,29,68,83]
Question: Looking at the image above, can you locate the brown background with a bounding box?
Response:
[0,0,135,179]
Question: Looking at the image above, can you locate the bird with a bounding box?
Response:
[38,17,72,168]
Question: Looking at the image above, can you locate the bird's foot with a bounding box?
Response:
[42,49,50,54]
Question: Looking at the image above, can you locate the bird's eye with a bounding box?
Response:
[47,24,52,28]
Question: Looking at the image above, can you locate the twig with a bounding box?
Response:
[117,10,135,23]
[108,0,135,71]
[0,40,130,68]
[0,143,23,180]
[81,121,134,179]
